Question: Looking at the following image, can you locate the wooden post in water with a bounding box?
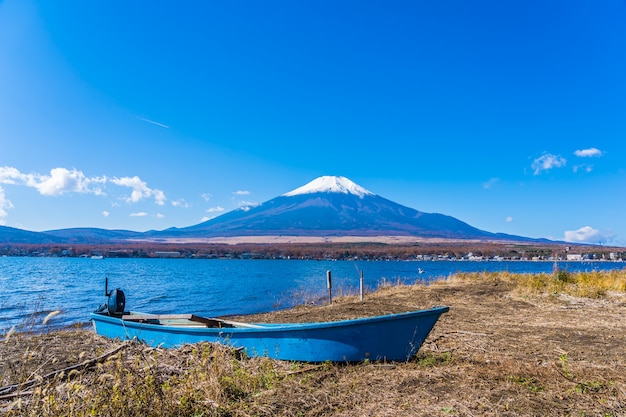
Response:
[326,270,333,304]
[359,270,364,301]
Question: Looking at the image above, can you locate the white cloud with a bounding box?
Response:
[233,190,250,195]
[483,178,499,189]
[110,177,147,202]
[238,201,259,211]
[0,166,169,224]
[201,193,212,201]
[563,226,607,243]
[531,153,567,175]
[0,186,15,225]
[571,148,602,173]
[130,212,148,217]
[201,206,225,221]
[572,164,593,173]
[152,189,166,206]
[172,199,189,208]
[574,148,603,157]
[2,166,165,205]
[505,216,513,223]
[0,166,28,185]
[35,168,106,196]
[0,166,106,196]
[207,206,224,213]
[156,213,165,218]
[110,176,166,206]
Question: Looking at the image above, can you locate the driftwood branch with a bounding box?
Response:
[0,390,34,402]
[284,364,322,376]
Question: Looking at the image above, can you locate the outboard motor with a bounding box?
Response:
[95,277,126,317]
[107,288,126,316]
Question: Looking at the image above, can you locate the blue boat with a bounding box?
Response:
[90,284,449,362]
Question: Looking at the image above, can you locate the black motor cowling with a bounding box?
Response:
[107,289,126,316]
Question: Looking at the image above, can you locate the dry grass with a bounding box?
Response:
[453,269,626,298]
[2,269,626,416]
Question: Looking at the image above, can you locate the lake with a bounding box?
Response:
[1,257,623,333]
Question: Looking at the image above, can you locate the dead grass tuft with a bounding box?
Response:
[450,268,626,300]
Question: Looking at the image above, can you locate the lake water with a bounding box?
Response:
[1,257,623,334]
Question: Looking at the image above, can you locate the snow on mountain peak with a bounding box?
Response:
[283,176,375,198]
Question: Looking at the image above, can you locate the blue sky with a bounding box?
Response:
[1,0,625,246]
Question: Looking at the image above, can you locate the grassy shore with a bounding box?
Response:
[1,270,625,416]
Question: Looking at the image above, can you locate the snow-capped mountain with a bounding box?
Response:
[1,176,544,243]
[163,176,532,241]
[283,176,374,198]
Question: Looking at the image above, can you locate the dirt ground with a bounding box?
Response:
[1,276,625,416]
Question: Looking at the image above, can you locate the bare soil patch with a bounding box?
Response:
[2,276,625,416]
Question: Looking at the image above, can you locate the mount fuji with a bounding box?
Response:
[0,176,546,244]
[157,176,534,242]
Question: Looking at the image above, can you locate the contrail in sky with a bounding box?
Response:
[136,116,170,129]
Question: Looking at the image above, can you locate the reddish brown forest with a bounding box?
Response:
[1,241,623,261]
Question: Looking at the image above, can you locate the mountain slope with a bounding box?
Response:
[0,225,65,244]
[1,176,546,244]
[44,228,145,243]
[160,176,534,241]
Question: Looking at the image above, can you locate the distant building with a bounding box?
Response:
[153,251,181,258]
[566,254,582,261]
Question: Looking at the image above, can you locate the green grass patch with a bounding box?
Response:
[510,375,544,393]
[415,351,452,367]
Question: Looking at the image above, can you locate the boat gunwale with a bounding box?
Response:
[90,306,449,334]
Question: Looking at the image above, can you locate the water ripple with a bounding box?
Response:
[1,257,623,333]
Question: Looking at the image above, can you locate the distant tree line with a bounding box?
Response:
[0,241,623,261]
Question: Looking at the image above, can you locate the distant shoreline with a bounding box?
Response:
[2,235,624,260]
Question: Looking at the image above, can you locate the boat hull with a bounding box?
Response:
[90,307,449,362]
